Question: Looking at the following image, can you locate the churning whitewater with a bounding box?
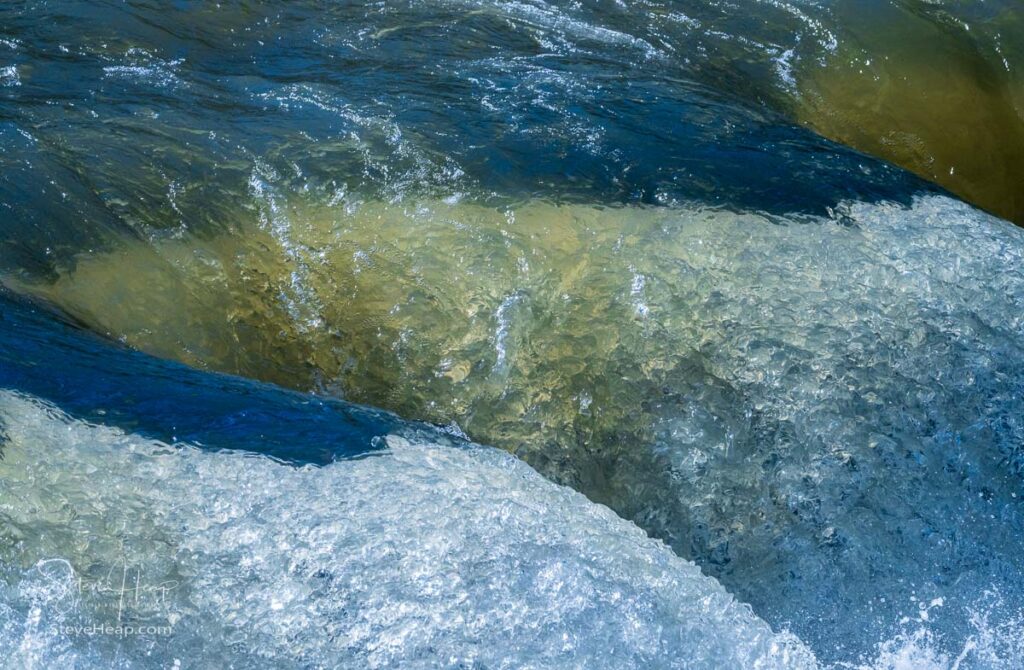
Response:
[1,1,1023,668]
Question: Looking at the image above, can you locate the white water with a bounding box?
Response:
[1,390,1021,669]
[0,390,814,670]
[9,193,1024,666]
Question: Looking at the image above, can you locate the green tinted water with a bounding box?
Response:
[792,0,1024,223]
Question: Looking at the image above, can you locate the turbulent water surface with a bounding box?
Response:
[1,1,1024,668]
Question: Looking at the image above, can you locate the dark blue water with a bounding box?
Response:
[0,0,932,278]
[0,289,456,464]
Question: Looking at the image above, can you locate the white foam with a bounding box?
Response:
[0,65,20,87]
[0,390,814,669]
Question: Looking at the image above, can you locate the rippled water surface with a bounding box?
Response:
[789,0,1024,224]
[1,1,1024,668]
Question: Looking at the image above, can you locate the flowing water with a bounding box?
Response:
[1,1,1024,668]
[788,0,1024,224]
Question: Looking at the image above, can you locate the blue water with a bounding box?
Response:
[0,290,432,465]
[1,2,1024,668]
[0,0,930,274]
